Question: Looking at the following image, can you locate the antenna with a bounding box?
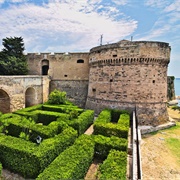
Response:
[100,34,103,45]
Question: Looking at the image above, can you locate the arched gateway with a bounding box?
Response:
[0,89,10,113]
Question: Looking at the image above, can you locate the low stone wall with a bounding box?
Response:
[86,97,168,126]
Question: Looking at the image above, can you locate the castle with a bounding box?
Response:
[0,40,171,126]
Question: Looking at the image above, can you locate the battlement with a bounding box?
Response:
[89,40,170,66]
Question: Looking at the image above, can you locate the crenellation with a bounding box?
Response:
[0,39,172,126]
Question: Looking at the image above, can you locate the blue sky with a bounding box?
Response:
[0,0,179,77]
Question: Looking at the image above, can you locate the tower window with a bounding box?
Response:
[77,59,84,63]
[113,54,117,57]
[152,80,155,83]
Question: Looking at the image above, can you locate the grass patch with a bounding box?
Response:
[164,122,180,165]
[166,138,180,165]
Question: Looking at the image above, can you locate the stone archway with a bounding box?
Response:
[0,89,10,113]
[25,87,36,107]
[42,59,49,75]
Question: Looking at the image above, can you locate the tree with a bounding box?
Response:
[0,37,28,75]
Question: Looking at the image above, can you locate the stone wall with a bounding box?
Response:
[86,40,171,126]
[27,52,90,108]
[167,76,175,101]
[0,76,50,113]
[27,52,89,80]
[50,80,89,108]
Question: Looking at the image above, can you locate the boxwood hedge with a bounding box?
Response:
[93,135,128,159]
[57,109,94,135]
[94,109,130,138]
[0,162,2,176]
[0,127,77,178]
[99,149,127,180]
[37,135,95,180]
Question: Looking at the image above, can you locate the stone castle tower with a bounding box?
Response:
[17,39,171,126]
[86,40,171,126]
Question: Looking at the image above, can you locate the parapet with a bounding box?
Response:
[89,40,171,65]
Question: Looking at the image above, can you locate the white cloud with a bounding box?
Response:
[164,0,180,12]
[0,0,4,2]
[112,0,127,5]
[0,1,137,52]
[145,0,170,8]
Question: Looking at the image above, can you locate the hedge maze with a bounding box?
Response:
[0,104,130,179]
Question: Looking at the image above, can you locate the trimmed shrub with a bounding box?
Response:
[13,111,39,122]
[47,89,67,105]
[35,110,70,125]
[94,109,111,124]
[0,127,78,178]
[37,135,95,180]
[0,162,2,176]
[94,122,129,138]
[17,104,43,112]
[99,149,127,180]
[118,113,130,128]
[57,110,94,135]
[94,109,130,138]
[42,104,83,115]
[111,109,129,123]
[93,135,128,159]
[34,127,78,174]
[0,114,23,135]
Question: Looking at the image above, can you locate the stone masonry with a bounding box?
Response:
[0,40,172,126]
[86,40,171,126]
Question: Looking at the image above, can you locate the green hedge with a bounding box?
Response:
[94,122,129,138]
[99,149,127,180]
[0,127,77,178]
[42,104,83,114]
[57,109,94,135]
[35,110,70,125]
[0,162,2,177]
[94,109,130,138]
[13,110,39,122]
[93,135,128,159]
[14,110,70,125]
[95,109,111,123]
[0,116,66,141]
[118,113,130,128]
[37,134,95,180]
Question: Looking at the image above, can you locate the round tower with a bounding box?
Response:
[86,40,171,126]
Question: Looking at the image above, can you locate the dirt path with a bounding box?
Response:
[141,107,180,180]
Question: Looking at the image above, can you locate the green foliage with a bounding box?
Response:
[118,113,130,128]
[0,127,77,178]
[95,109,111,123]
[37,135,95,180]
[69,110,79,119]
[0,162,2,176]
[93,135,128,159]
[0,37,28,75]
[111,109,129,123]
[57,109,94,135]
[94,109,130,138]
[171,106,180,111]
[19,132,30,141]
[47,89,67,105]
[99,149,127,180]
[166,138,180,165]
